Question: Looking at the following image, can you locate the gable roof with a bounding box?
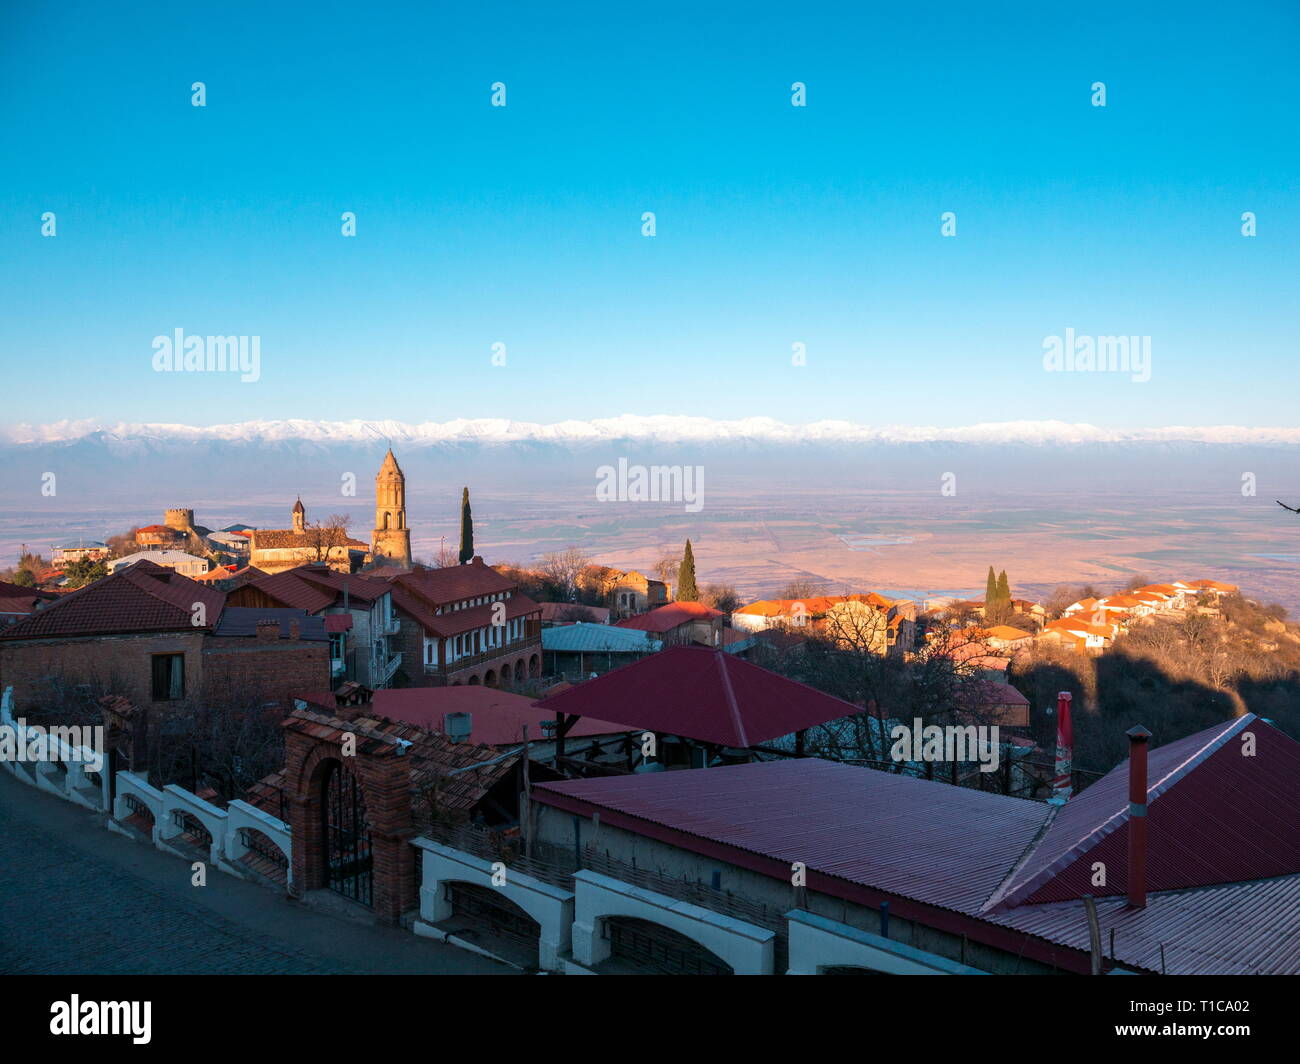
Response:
[532,644,860,747]
[984,624,1034,641]
[985,714,1300,910]
[390,584,540,638]
[534,715,1300,974]
[0,561,225,640]
[237,565,391,613]
[538,601,611,625]
[614,601,723,633]
[390,557,517,606]
[297,686,627,747]
[281,705,517,817]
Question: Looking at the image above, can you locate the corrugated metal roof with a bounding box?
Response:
[534,715,1300,974]
[532,645,862,747]
[537,758,1048,917]
[988,715,1300,909]
[542,622,660,654]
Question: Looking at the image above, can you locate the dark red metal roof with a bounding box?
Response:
[536,757,1049,916]
[534,713,1300,974]
[986,715,1300,909]
[531,645,862,747]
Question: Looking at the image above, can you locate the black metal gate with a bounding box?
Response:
[323,760,372,906]
[606,916,733,975]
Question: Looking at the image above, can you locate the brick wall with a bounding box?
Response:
[0,628,328,715]
[201,636,330,708]
[0,630,206,714]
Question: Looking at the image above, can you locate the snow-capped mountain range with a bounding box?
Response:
[4,417,1300,447]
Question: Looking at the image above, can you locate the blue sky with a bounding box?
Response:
[1,0,1296,429]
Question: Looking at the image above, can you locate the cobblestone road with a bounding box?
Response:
[0,770,508,975]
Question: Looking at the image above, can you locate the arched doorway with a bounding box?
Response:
[529,654,541,678]
[484,669,497,687]
[322,759,373,907]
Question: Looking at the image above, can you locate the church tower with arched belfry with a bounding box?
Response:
[371,449,412,568]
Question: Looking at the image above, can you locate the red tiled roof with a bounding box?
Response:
[614,601,723,633]
[390,558,517,606]
[282,706,517,815]
[391,585,540,638]
[532,645,859,747]
[297,687,627,747]
[0,580,58,602]
[237,565,391,613]
[0,561,225,640]
[538,601,611,625]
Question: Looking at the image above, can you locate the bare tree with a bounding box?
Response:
[304,514,354,564]
[701,583,741,613]
[653,553,681,588]
[432,536,459,568]
[780,576,828,599]
[539,547,591,601]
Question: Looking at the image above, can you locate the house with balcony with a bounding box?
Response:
[225,563,401,688]
[387,556,543,688]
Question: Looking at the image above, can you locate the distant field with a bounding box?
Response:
[9,487,1293,611]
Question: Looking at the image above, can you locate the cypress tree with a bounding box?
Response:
[996,570,1010,606]
[458,487,474,564]
[984,566,997,606]
[677,539,698,601]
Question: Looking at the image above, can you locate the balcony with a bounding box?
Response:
[423,635,539,676]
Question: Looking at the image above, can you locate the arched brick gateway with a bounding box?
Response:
[283,709,417,925]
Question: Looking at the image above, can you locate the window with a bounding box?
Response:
[151,653,184,701]
[329,633,344,661]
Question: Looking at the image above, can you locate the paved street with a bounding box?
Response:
[0,770,509,975]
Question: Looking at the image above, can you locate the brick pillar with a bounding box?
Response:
[285,731,326,900]
[358,753,415,924]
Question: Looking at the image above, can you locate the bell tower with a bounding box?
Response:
[371,449,412,568]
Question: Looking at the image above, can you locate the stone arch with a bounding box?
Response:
[529,653,541,678]
[484,668,497,688]
[468,674,481,686]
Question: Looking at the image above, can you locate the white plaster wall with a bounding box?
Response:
[414,838,574,971]
[571,869,775,975]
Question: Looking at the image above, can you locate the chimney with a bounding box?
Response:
[255,619,279,642]
[1051,691,1073,802]
[444,712,472,743]
[288,620,300,641]
[1126,725,1151,908]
